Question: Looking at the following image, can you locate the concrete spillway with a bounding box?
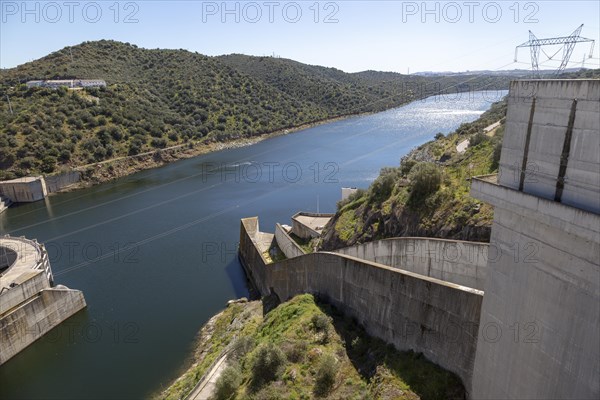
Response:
[0,236,86,365]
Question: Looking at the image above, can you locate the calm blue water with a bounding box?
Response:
[0,90,506,399]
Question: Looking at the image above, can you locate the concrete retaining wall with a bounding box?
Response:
[274,223,306,259]
[44,171,81,193]
[0,288,86,364]
[335,238,488,290]
[240,217,483,392]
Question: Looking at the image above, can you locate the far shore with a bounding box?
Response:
[51,111,373,194]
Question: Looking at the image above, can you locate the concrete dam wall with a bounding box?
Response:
[500,79,600,213]
[334,238,488,291]
[240,217,483,391]
[470,79,600,399]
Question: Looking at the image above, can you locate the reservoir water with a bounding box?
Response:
[0,90,506,399]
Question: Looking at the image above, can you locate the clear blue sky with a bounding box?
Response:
[1,1,599,72]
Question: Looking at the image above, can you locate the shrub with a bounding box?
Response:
[128,142,141,155]
[399,159,417,177]
[469,132,488,147]
[368,167,400,203]
[408,162,442,203]
[434,132,445,140]
[311,314,331,333]
[314,353,338,396]
[213,364,242,400]
[231,336,255,360]
[109,126,123,141]
[151,138,167,148]
[250,343,287,389]
[18,156,38,170]
[40,156,57,173]
[311,314,333,344]
[282,340,308,363]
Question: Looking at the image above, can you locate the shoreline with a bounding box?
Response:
[52,112,371,194]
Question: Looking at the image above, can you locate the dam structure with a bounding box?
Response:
[238,79,599,398]
[470,79,599,398]
[0,236,87,365]
[240,215,488,391]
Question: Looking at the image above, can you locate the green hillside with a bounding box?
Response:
[0,40,511,179]
[319,99,508,249]
[160,294,464,400]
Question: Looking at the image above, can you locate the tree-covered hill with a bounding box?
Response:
[218,54,510,114]
[1,40,512,179]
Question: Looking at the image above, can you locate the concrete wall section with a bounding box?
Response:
[0,177,47,203]
[500,80,600,214]
[471,178,600,399]
[335,238,488,291]
[44,171,81,193]
[274,223,306,259]
[0,271,50,316]
[0,288,86,364]
[239,218,270,294]
[291,212,334,239]
[240,217,483,392]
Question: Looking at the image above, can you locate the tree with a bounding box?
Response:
[250,343,287,389]
[314,353,338,396]
[408,162,442,202]
[41,156,57,173]
[213,364,242,400]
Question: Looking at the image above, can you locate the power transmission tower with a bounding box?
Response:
[514,24,595,77]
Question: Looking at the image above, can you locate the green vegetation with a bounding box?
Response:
[161,294,464,400]
[249,342,288,390]
[159,301,263,400]
[214,364,243,400]
[1,40,514,179]
[407,162,442,204]
[321,98,511,249]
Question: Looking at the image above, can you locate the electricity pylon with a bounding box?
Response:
[515,24,595,77]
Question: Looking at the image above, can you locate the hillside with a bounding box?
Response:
[0,40,512,180]
[159,294,464,400]
[218,54,497,114]
[319,99,508,250]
